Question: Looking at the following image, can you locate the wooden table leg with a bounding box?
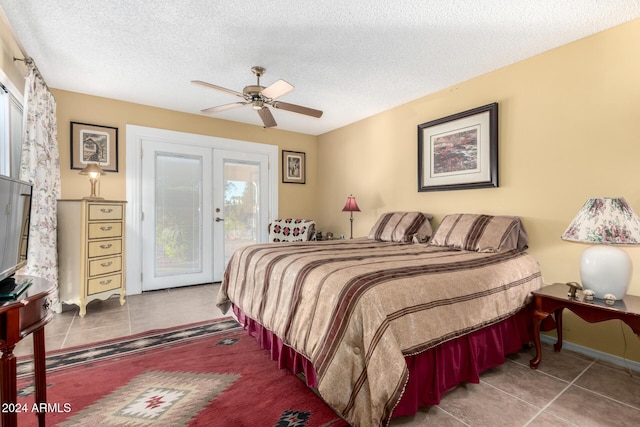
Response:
[529,307,549,369]
[553,308,564,352]
[1,345,18,427]
[33,327,47,426]
[1,309,20,427]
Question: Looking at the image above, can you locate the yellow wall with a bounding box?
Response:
[0,18,26,93]
[318,19,640,361]
[52,90,318,219]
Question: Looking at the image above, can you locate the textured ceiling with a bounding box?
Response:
[2,1,640,135]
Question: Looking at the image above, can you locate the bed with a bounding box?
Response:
[216,212,543,426]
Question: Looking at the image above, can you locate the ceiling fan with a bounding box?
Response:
[192,66,323,128]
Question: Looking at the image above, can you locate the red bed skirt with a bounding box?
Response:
[232,304,532,419]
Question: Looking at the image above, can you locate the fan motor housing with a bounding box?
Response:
[243,85,264,96]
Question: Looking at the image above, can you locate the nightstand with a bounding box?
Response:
[529,282,640,369]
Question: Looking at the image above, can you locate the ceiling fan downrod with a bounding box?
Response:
[251,66,266,86]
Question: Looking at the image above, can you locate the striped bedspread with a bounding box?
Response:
[216,238,543,427]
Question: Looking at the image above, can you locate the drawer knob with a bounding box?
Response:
[43,298,51,311]
[100,226,113,231]
[100,279,113,286]
[100,261,113,267]
[100,244,113,249]
[100,208,113,213]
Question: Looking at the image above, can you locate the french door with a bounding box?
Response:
[141,141,213,290]
[140,142,270,291]
[212,150,270,280]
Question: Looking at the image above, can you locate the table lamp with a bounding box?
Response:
[342,195,361,239]
[561,197,640,299]
[79,163,105,200]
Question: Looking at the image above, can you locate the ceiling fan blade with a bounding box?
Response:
[191,80,245,98]
[257,107,277,128]
[272,101,323,118]
[261,79,294,100]
[201,102,249,114]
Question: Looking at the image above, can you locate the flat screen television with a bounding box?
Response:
[0,175,33,285]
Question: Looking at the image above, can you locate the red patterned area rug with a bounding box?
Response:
[16,318,347,427]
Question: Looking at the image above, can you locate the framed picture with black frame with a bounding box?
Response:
[418,103,498,192]
[282,150,306,184]
[70,121,119,172]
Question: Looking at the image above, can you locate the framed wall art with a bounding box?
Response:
[282,150,306,184]
[418,103,498,192]
[70,121,119,172]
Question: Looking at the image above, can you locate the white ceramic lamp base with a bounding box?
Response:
[580,245,632,300]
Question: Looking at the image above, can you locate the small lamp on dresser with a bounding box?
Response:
[561,197,640,300]
[342,194,361,239]
[79,163,105,200]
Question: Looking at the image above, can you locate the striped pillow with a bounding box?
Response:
[367,212,433,243]
[429,214,528,252]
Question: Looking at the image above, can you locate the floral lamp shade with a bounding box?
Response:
[561,198,640,244]
[561,197,640,300]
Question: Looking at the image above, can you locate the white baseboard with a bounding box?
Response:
[540,335,640,372]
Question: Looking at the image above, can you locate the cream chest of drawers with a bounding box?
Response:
[57,199,126,316]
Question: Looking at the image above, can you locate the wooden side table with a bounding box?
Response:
[0,276,55,427]
[529,282,640,369]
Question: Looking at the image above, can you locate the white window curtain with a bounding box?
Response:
[19,60,61,305]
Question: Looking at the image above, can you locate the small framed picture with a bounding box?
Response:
[70,121,119,172]
[282,150,306,184]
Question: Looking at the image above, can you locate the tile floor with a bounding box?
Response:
[14,283,640,426]
[15,282,226,357]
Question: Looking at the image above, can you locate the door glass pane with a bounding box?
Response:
[155,154,202,276]
[224,160,260,264]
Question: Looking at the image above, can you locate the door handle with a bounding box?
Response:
[215,217,224,222]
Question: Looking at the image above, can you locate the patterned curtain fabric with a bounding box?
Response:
[19,60,61,305]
